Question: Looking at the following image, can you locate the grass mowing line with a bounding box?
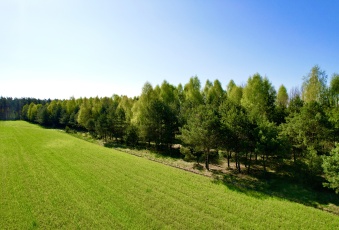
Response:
[2,128,42,228]
[19,124,167,228]
[10,124,122,227]
[79,152,239,228]
[13,128,95,228]
[21,128,141,228]
[1,121,339,229]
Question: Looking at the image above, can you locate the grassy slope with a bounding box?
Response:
[1,121,338,229]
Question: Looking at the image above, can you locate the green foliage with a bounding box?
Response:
[21,104,29,120]
[302,65,328,103]
[219,99,255,172]
[27,102,38,122]
[322,144,339,193]
[276,85,289,107]
[288,93,304,114]
[180,104,221,170]
[330,73,339,106]
[256,120,281,172]
[241,73,276,122]
[77,98,92,129]
[124,124,139,146]
[47,100,62,127]
[35,104,47,125]
[131,81,179,149]
[180,76,204,123]
[281,101,331,180]
[203,79,225,106]
[227,80,243,104]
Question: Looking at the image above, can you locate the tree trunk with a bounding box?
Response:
[262,154,266,172]
[227,151,231,168]
[247,152,252,174]
[237,153,241,173]
[205,149,210,171]
[235,152,238,169]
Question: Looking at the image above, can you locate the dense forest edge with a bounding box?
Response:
[1,65,339,207]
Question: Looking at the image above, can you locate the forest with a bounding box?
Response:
[1,65,339,193]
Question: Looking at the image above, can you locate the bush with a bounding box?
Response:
[65,126,71,133]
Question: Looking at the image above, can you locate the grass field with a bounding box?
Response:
[1,121,339,229]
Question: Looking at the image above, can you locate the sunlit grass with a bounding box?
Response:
[1,121,338,229]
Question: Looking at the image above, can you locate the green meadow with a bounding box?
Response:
[1,121,338,229]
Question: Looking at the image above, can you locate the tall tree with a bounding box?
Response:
[330,73,339,107]
[274,85,289,125]
[159,81,180,148]
[36,104,49,125]
[241,74,276,122]
[227,80,243,104]
[302,65,328,104]
[47,100,62,127]
[277,85,289,107]
[219,99,255,172]
[180,76,204,122]
[180,104,221,170]
[288,87,304,114]
[131,82,157,145]
[77,98,93,131]
[27,103,38,122]
[281,101,331,177]
[203,79,225,107]
[256,120,282,172]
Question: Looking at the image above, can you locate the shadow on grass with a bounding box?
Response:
[211,169,339,215]
[104,141,183,159]
[70,132,339,215]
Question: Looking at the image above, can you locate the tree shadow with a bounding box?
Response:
[104,141,183,159]
[98,137,339,215]
[211,169,339,215]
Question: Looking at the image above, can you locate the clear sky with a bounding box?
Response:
[1,0,338,99]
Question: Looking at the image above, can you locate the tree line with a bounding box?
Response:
[1,65,339,193]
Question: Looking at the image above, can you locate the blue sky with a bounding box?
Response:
[0,0,338,99]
